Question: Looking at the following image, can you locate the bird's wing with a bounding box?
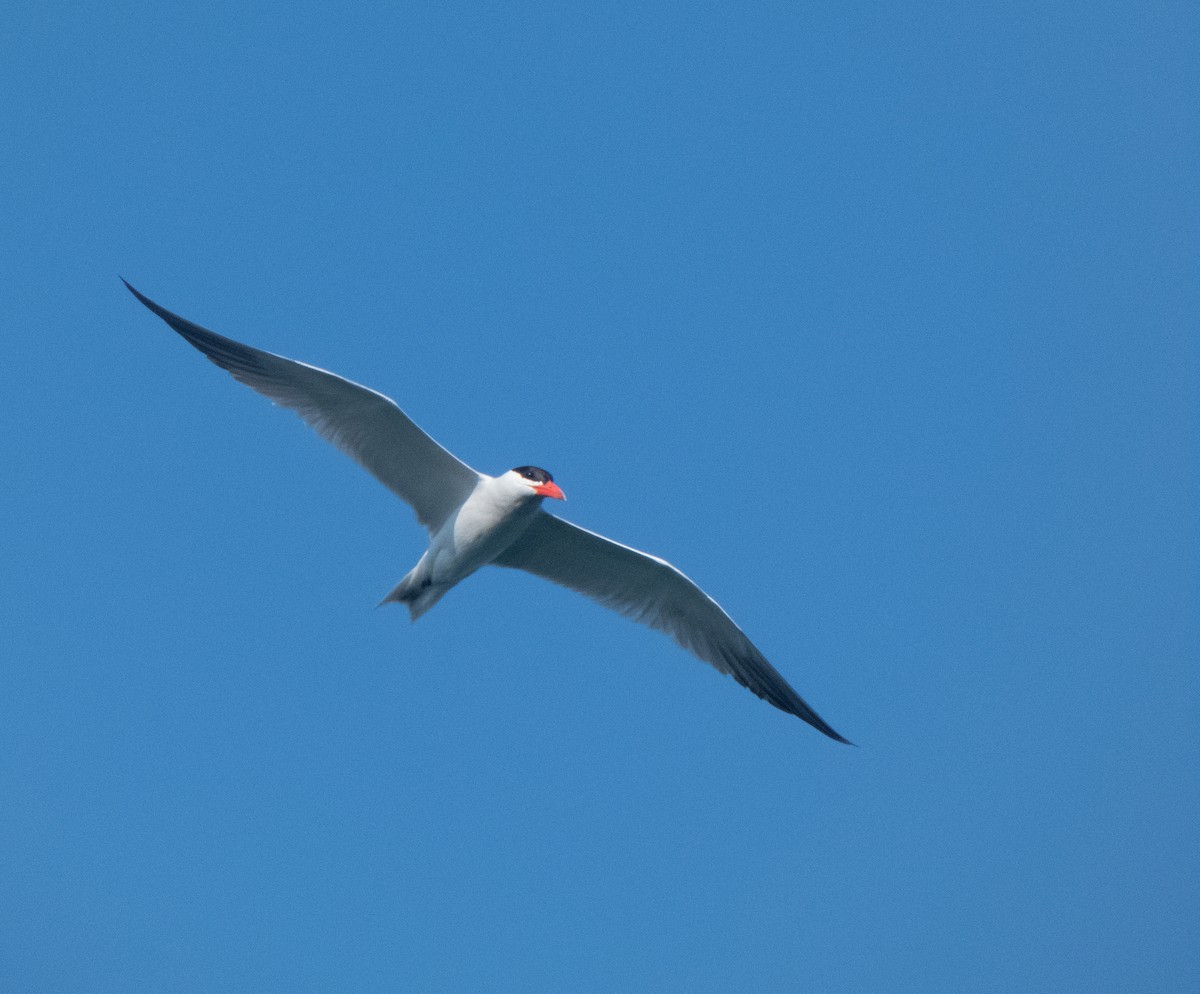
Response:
[124,281,481,532]
[494,512,850,742]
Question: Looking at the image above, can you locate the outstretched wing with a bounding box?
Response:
[494,512,850,742]
[125,281,481,532]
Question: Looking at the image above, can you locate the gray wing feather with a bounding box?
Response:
[495,512,850,742]
[124,281,481,532]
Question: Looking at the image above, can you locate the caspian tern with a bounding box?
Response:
[124,280,850,743]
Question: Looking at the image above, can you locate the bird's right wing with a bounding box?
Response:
[124,281,482,533]
[494,512,850,742]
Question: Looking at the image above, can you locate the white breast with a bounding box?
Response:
[426,476,542,585]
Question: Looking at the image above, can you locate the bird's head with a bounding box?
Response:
[507,465,566,501]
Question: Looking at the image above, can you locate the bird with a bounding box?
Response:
[123,280,850,743]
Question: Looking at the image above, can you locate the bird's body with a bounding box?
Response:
[382,470,552,619]
[124,280,850,743]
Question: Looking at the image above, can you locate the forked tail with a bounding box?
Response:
[379,570,448,621]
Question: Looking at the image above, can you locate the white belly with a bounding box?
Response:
[426,483,541,586]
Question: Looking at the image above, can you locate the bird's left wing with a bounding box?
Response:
[124,281,482,533]
[493,512,850,742]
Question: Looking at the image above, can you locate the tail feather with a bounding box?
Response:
[379,572,447,621]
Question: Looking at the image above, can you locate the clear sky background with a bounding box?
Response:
[2,2,1196,991]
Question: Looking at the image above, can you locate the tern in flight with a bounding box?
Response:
[124,281,850,743]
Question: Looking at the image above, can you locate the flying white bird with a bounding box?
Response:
[124,281,850,743]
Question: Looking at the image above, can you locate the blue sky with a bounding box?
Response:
[2,1,1196,990]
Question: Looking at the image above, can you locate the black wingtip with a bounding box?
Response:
[809,708,854,745]
[788,699,855,745]
[120,277,161,315]
[122,278,181,335]
[763,678,854,744]
[805,715,855,746]
[121,278,171,321]
[120,279,271,381]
